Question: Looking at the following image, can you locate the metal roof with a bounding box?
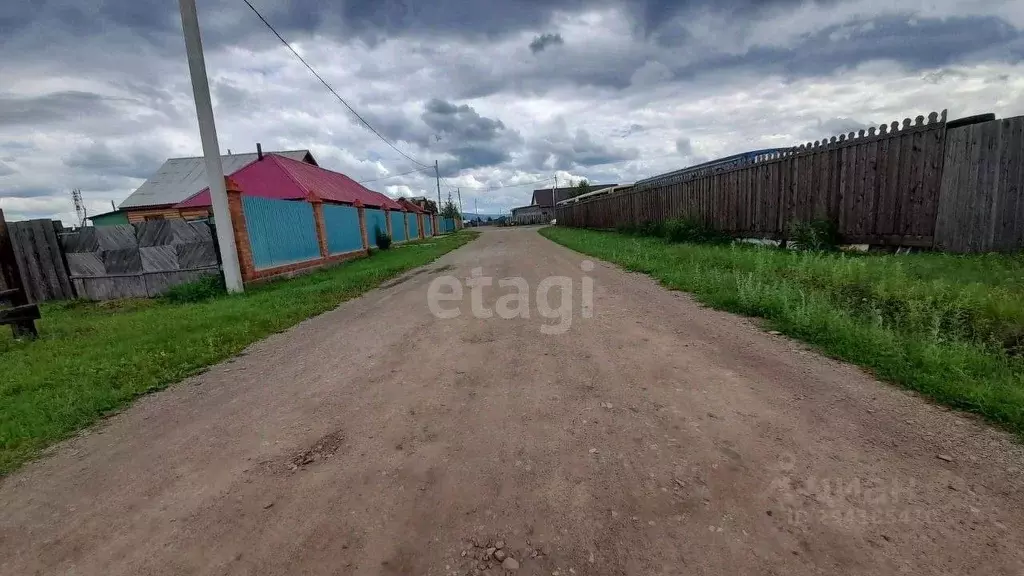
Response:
[174,154,404,211]
[119,150,314,209]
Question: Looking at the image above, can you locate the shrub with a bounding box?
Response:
[375,227,392,250]
[788,219,840,251]
[662,218,732,244]
[164,273,226,303]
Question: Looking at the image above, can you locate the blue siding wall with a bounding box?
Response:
[390,211,407,242]
[243,196,320,270]
[408,213,420,238]
[440,218,457,233]
[365,209,387,246]
[424,216,433,236]
[322,204,364,255]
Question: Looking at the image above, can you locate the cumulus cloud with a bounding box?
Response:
[0,0,1022,219]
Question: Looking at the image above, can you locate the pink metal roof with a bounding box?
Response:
[175,154,404,210]
[396,198,427,213]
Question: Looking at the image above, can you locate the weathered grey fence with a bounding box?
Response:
[62,220,220,300]
[558,110,1024,252]
[6,219,75,302]
[934,116,1024,252]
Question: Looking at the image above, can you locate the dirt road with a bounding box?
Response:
[3,227,1024,575]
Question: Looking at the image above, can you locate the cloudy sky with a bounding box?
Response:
[1,0,1022,223]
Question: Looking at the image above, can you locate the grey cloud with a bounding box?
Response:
[529,33,564,53]
[528,127,638,171]
[0,91,117,127]
[0,186,54,199]
[675,137,693,155]
[0,161,15,177]
[63,143,165,179]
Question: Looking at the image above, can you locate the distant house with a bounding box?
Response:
[407,196,438,214]
[510,184,616,224]
[114,149,317,223]
[174,153,404,213]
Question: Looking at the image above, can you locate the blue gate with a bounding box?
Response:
[243,196,320,269]
[424,215,433,236]
[390,211,407,242]
[408,213,420,239]
[365,209,387,246]
[322,204,364,254]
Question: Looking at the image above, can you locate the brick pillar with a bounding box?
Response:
[403,211,410,242]
[355,201,369,254]
[418,214,425,239]
[309,192,328,258]
[433,214,439,236]
[225,177,255,282]
[384,208,392,238]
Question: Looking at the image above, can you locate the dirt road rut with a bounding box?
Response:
[3,227,1024,575]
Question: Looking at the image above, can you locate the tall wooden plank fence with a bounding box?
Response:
[558,110,962,248]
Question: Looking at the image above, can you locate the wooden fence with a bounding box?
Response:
[61,220,220,300]
[5,218,75,302]
[935,116,1024,252]
[558,110,1024,251]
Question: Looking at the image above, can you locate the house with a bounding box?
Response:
[511,184,617,224]
[116,148,317,222]
[406,196,438,214]
[174,153,404,213]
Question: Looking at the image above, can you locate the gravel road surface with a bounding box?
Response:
[3,227,1023,575]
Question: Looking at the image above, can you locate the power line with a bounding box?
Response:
[358,166,433,184]
[450,176,554,191]
[240,0,430,169]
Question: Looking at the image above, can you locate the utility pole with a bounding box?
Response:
[434,160,442,215]
[178,0,243,293]
[457,188,463,217]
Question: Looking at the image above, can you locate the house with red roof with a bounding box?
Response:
[175,153,404,215]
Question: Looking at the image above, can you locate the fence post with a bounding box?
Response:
[433,214,439,236]
[308,191,328,258]
[0,209,38,339]
[384,207,392,238]
[355,200,369,254]
[225,177,256,282]
[404,211,410,242]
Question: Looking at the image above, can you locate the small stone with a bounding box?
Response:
[937,454,954,462]
[262,501,274,509]
[502,558,519,570]
[766,510,773,516]
[589,447,598,454]
[486,547,496,559]
[494,550,507,561]
[461,551,467,557]
[495,540,505,550]
[768,330,781,335]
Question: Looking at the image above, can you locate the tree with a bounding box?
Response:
[570,179,590,198]
[440,192,460,219]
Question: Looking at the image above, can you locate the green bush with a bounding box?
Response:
[163,273,226,303]
[375,227,392,250]
[662,218,732,244]
[788,219,840,251]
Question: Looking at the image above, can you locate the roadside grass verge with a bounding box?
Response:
[540,226,1024,434]
[0,231,478,475]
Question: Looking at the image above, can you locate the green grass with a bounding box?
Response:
[0,232,478,475]
[540,226,1024,434]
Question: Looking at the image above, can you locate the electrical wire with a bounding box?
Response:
[452,176,554,191]
[240,0,430,169]
[358,166,433,184]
